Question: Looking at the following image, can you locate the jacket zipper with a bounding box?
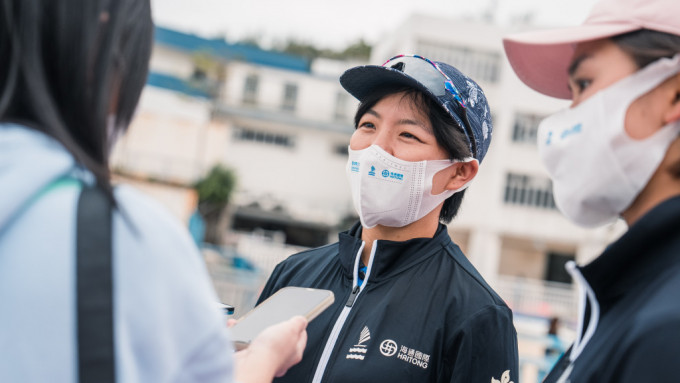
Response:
[345,285,360,306]
[311,240,377,383]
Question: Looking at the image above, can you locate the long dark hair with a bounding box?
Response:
[612,29,680,69]
[354,85,472,224]
[0,0,153,192]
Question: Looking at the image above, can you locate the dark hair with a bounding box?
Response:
[0,0,153,192]
[612,29,680,69]
[353,85,472,224]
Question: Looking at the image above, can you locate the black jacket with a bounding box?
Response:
[257,223,519,383]
[544,195,680,382]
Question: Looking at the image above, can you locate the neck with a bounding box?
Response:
[622,180,680,226]
[359,208,442,266]
[622,139,680,226]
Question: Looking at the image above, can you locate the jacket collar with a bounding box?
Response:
[337,222,451,283]
[579,195,680,310]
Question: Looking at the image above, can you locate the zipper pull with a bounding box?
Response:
[345,285,361,307]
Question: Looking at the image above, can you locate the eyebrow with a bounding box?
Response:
[398,118,431,132]
[365,109,380,118]
[365,108,431,132]
[568,53,591,76]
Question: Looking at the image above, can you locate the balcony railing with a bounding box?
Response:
[494,275,577,321]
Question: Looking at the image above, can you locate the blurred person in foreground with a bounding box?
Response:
[257,55,519,383]
[0,1,306,382]
[504,0,680,381]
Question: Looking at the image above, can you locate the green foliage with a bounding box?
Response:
[279,40,322,60]
[236,37,372,61]
[338,39,372,60]
[194,164,236,207]
[277,38,372,60]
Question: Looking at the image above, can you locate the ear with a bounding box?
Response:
[444,159,479,191]
[664,95,680,124]
[663,75,680,124]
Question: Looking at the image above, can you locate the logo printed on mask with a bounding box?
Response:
[368,165,376,176]
[346,326,371,361]
[546,123,583,146]
[351,161,360,173]
[380,169,404,180]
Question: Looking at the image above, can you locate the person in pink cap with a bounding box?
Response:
[504,0,680,381]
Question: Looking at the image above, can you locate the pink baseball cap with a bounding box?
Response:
[503,0,680,99]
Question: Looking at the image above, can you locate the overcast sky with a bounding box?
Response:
[150,0,600,50]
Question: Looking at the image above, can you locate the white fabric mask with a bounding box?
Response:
[538,55,680,227]
[346,145,476,228]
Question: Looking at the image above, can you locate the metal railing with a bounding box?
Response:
[494,275,578,322]
[201,245,268,318]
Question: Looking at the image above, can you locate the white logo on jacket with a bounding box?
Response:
[491,370,513,383]
[346,326,371,360]
[378,338,430,370]
[379,339,397,357]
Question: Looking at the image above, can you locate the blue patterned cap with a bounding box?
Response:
[340,55,493,163]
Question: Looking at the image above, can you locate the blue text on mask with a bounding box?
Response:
[546,123,582,146]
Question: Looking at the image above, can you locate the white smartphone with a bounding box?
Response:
[230,287,334,350]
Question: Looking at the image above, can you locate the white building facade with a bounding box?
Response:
[112,27,361,257]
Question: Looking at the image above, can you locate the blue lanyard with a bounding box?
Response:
[357,263,367,287]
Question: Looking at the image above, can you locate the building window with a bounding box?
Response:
[417,40,501,83]
[333,143,349,156]
[281,83,298,111]
[512,112,545,144]
[242,74,259,105]
[334,92,349,121]
[545,252,575,284]
[504,172,556,210]
[233,127,295,148]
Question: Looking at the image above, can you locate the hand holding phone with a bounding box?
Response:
[232,315,308,381]
[230,287,334,350]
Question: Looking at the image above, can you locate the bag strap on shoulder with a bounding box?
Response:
[77,185,115,383]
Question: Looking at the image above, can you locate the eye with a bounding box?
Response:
[570,78,592,94]
[358,121,376,130]
[576,79,592,91]
[400,131,423,142]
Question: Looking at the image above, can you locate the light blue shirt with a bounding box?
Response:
[0,124,234,382]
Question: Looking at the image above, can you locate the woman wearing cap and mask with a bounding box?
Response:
[504,0,680,381]
[257,55,519,383]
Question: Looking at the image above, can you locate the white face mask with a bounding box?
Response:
[346,145,476,228]
[538,55,680,227]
